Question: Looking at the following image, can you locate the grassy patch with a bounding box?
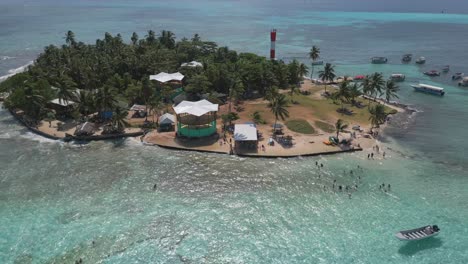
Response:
[315,120,335,133]
[286,119,316,134]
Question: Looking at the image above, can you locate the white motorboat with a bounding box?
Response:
[415,57,426,64]
[411,83,445,96]
[395,225,440,241]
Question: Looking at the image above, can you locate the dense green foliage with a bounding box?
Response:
[0,30,307,123]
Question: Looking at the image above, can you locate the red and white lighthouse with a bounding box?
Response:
[270,29,277,60]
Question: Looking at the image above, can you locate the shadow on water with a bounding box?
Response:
[398,237,443,256]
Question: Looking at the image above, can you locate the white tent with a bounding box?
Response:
[159,113,176,125]
[181,61,203,67]
[50,98,76,107]
[173,100,218,117]
[234,124,258,141]
[149,72,184,83]
[130,104,146,111]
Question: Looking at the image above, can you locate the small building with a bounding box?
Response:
[48,98,77,116]
[181,61,203,68]
[234,124,258,152]
[158,113,175,132]
[74,122,96,136]
[149,72,185,84]
[173,100,218,138]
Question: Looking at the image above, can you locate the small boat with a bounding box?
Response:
[371,57,388,64]
[424,70,440,77]
[311,60,324,65]
[411,83,445,96]
[442,65,450,72]
[390,74,406,82]
[354,75,366,81]
[459,77,468,87]
[395,225,440,241]
[415,57,426,64]
[452,72,464,80]
[402,54,412,62]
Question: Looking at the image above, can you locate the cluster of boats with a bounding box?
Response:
[366,53,468,96]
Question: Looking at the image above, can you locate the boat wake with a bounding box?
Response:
[0,61,34,82]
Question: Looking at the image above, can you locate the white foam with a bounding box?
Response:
[1,56,16,61]
[0,61,34,82]
[19,131,61,144]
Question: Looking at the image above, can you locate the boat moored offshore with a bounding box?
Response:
[395,225,440,241]
[402,54,412,62]
[459,77,468,87]
[424,70,440,77]
[390,74,406,82]
[415,57,426,64]
[452,72,464,80]
[311,60,324,65]
[442,65,450,72]
[411,83,445,96]
[371,57,388,64]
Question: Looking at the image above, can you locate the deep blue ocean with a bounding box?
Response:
[1,1,468,263]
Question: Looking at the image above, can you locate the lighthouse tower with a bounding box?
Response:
[270,29,277,60]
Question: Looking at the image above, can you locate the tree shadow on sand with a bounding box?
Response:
[398,237,443,256]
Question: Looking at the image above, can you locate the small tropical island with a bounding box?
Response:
[0,30,403,157]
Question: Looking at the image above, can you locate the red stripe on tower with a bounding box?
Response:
[270,29,277,60]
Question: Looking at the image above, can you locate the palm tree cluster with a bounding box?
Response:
[1,30,308,128]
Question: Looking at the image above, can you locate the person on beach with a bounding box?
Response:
[321,163,324,168]
[339,185,342,191]
[383,151,386,158]
[388,184,391,191]
[368,154,370,159]
[153,184,157,190]
[316,161,318,166]
[371,153,374,159]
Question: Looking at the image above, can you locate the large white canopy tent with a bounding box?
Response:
[149,72,185,83]
[173,100,218,117]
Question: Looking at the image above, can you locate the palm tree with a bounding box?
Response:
[336,80,350,111]
[77,90,96,117]
[96,85,117,116]
[159,30,176,49]
[54,75,78,103]
[268,93,289,132]
[335,119,349,139]
[384,80,400,103]
[289,84,300,103]
[318,63,336,93]
[131,32,139,45]
[145,30,156,44]
[148,95,163,123]
[298,63,309,81]
[228,76,244,113]
[369,104,387,130]
[348,83,362,106]
[65,30,76,47]
[111,107,129,133]
[370,72,385,102]
[309,46,320,79]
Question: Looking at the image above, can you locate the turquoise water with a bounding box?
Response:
[1,1,468,263]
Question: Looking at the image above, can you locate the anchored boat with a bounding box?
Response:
[371,57,388,64]
[311,60,324,65]
[416,57,426,64]
[395,225,440,241]
[452,72,464,80]
[442,65,450,72]
[459,77,468,87]
[424,70,440,77]
[411,83,445,96]
[402,54,412,62]
[390,74,406,82]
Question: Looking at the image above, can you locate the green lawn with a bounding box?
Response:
[315,120,335,133]
[286,119,316,134]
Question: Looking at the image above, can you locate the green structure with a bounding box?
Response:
[173,100,219,138]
